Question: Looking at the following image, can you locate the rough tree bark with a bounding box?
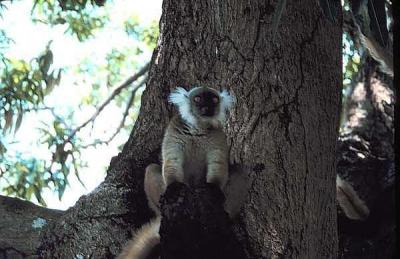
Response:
[0,0,342,258]
[0,196,62,258]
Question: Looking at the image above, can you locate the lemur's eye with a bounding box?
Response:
[194,96,201,103]
[212,97,219,104]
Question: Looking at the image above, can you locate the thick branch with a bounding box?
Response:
[0,195,63,258]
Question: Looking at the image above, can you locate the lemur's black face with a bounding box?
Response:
[192,90,220,117]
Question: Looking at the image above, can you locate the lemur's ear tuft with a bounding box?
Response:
[215,89,235,125]
[168,87,189,106]
[169,87,196,126]
[219,89,235,112]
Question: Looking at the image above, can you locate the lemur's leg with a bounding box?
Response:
[144,164,165,215]
[162,148,185,186]
[206,148,229,190]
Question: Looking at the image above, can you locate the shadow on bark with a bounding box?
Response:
[159,182,247,259]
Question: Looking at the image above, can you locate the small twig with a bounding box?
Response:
[25,106,70,128]
[70,152,86,188]
[104,78,147,142]
[24,106,54,112]
[66,63,150,143]
[80,77,147,149]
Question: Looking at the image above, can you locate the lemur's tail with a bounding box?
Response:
[336,175,370,220]
[118,217,161,259]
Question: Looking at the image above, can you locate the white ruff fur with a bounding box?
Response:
[168,87,197,126]
[168,87,234,127]
[217,89,234,125]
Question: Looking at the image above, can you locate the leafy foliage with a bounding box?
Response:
[343,31,361,87]
[125,16,159,50]
[31,0,108,41]
[1,43,62,135]
[0,0,158,206]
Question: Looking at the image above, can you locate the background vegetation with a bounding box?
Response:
[0,0,158,207]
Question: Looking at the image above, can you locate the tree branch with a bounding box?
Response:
[79,77,148,149]
[0,195,63,257]
[66,63,150,143]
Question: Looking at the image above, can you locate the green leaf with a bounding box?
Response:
[0,140,7,155]
[53,121,64,137]
[3,110,13,134]
[58,180,66,200]
[33,185,47,206]
[14,106,24,134]
[39,48,53,75]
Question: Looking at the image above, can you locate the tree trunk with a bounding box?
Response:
[1,0,342,258]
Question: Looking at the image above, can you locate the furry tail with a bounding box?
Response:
[336,175,370,220]
[118,217,161,259]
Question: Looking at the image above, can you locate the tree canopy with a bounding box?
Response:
[0,0,159,207]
